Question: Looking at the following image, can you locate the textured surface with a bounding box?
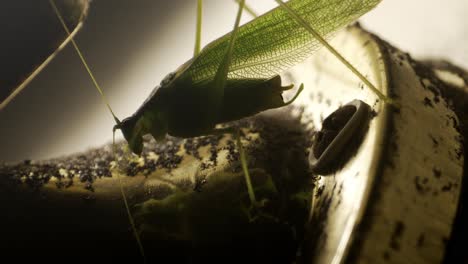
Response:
[349,37,463,264]
[0,108,316,261]
[284,25,463,263]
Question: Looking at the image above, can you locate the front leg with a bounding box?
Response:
[211,127,265,211]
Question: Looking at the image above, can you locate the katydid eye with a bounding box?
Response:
[160,72,176,86]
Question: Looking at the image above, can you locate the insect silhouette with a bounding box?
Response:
[49,0,387,261]
[114,0,386,203]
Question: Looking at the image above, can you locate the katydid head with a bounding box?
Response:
[114,116,143,155]
[114,110,168,155]
[112,70,183,155]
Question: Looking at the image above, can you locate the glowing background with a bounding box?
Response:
[1,0,467,162]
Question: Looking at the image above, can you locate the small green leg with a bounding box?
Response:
[211,127,262,210]
[194,0,203,56]
[234,129,258,206]
[283,83,304,106]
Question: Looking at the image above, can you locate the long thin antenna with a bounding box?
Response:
[48,0,121,123]
[235,0,258,17]
[118,176,146,261]
[49,1,145,261]
[274,0,391,104]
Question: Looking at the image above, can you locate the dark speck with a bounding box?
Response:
[84,182,94,192]
[429,134,439,148]
[423,97,433,107]
[193,177,207,192]
[441,183,453,192]
[315,185,325,197]
[455,147,463,160]
[389,221,405,251]
[449,116,460,133]
[414,176,429,195]
[417,233,425,247]
[383,251,390,260]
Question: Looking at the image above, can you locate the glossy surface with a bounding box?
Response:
[288,25,462,263]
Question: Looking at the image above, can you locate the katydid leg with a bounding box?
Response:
[210,127,260,207]
[194,0,203,56]
[283,83,304,106]
[234,129,258,206]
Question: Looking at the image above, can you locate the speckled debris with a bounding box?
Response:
[0,106,315,194]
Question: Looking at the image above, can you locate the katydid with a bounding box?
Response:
[49,0,386,260]
[115,0,385,156]
[113,0,385,203]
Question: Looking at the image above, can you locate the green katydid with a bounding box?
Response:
[49,0,386,259]
[113,0,385,203]
[115,0,386,154]
[50,0,386,201]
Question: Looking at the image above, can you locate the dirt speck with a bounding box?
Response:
[389,221,405,251]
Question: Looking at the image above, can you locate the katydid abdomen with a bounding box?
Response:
[117,74,295,152]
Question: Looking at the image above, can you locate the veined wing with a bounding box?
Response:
[187,0,381,84]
